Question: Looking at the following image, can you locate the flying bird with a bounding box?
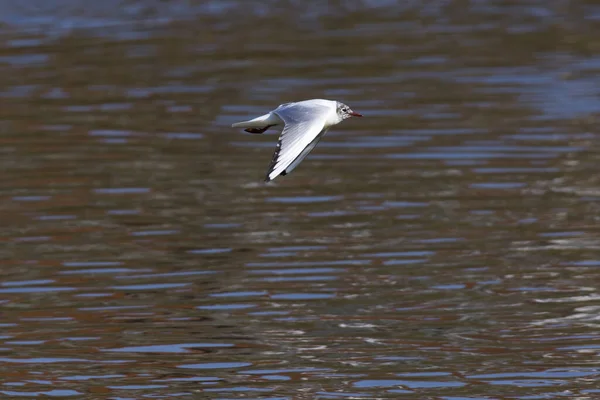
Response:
[232,99,362,182]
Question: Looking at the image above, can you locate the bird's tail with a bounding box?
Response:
[231,113,283,129]
[231,113,274,129]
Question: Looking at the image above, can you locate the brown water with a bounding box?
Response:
[2,1,600,398]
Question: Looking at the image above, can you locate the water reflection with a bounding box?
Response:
[3,0,600,398]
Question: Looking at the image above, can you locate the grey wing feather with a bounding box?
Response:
[282,128,329,176]
[264,104,330,182]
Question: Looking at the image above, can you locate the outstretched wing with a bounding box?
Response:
[264,103,331,182]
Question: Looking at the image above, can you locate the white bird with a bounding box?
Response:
[232,99,362,182]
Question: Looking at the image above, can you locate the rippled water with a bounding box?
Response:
[2,1,600,398]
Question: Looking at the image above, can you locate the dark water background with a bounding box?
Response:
[2,1,600,398]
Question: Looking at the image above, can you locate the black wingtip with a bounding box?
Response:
[264,169,287,182]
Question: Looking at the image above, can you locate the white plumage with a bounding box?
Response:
[232,99,362,182]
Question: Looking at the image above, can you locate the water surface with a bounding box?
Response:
[2,1,600,398]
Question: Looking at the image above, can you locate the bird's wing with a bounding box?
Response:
[265,103,331,182]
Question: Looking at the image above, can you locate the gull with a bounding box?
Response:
[232,99,362,182]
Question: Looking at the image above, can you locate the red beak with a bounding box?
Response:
[349,111,363,117]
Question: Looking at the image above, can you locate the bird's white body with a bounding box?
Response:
[233,99,342,130]
[232,99,362,182]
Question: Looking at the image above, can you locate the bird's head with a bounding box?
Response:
[336,102,363,120]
